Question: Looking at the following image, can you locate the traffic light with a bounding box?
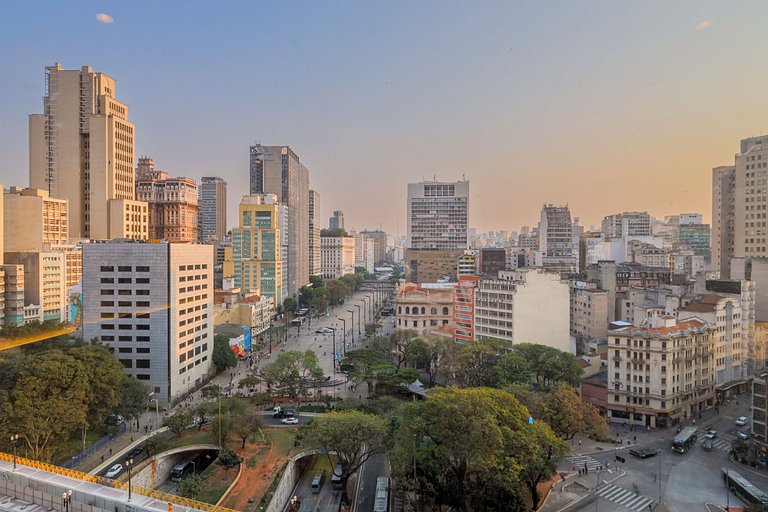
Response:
[615,455,626,463]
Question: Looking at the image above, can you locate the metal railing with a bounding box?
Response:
[59,423,126,469]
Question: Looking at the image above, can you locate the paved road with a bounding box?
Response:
[284,457,342,512]
[353,452,389,512]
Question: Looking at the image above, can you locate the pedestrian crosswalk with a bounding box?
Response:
[697,435,731,451]
[596,484,653,510]
[567,455,605,472]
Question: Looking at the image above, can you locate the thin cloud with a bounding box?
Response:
[95,13,114,24]
[697,20,713,30]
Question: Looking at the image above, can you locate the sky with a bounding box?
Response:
[1,1,768,235]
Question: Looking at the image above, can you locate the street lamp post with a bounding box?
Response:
[339,318,347,345]
[125,458,134,501]
[347,310,355,347]
[595,465,603,512]
[330,325,337,373]
[62,489,72,512]
[355,304,362,336]
[657,449,662,507]
[150,398,159,430]
[10,435,19,470]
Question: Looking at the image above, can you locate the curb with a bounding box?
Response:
[89,427,170,475]
[216,461,243,507]
[553,469,626,512]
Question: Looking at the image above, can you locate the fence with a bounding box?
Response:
[60,423,127,469]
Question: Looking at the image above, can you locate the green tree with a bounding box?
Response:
[233,410,263,448]
[518,422,569,510]
[201,384,222,400]
[163,410,192,438]
[283,297,298,314]
[215,447,243,477]
[213,413,234,445]
[0,351,89,461]
[69,344,125,428]
[194,402,216,431]
[513,343,583,388]
[237,375,260,391]
[117,375,150,431]
[177,474,204,499]
[320,228,349,237]
[212,335,238,374]
[495,351,532,386]
[263,350,323,398]
[453,343,501,388]
[390,387,544,512]
[300,410,390,498]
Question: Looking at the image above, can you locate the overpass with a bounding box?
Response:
[0,325,75,351]
[0,452,236,512]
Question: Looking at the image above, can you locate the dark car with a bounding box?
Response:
[629,448,657,459]
[127,447,144,458]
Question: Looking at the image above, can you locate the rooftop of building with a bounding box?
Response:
[680,294,729,313]
[610,317,707,335]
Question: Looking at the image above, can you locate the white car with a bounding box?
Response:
[105,463,123,478]
[281,417,299,425]
[736,416,748,426]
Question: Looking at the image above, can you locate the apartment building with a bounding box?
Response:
[607,317,716,427]
[601,212,652,238]
[4,251,67,323]
[474,269,570,352]
[4,187,67,251]
[407,180,469,250]
[320,236,355,279]
[453,275,478,342]
[198,177,227,243]
[538,204,577,274]
[82,241,214,405]
[571,286,609,341]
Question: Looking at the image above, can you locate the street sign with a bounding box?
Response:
[335,354,340,360]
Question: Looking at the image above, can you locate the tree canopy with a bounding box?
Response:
[263,350,324,398]
[212,335,238,373]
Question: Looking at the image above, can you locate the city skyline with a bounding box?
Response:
[2,2,768,234]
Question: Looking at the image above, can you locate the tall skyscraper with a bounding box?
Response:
[82,241,214,405]
[329,210,345,230]
[135,157,198,243]
[308,190,321,277]
[249,144,310,297]
[601,211,651,238]
[231,194,284,304]
[407,179,469,250]
[29,64,148,241]
[712,136,768,278]
[538,204,577,274]
[198,177,227,243]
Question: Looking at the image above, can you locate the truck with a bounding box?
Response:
[272,406,295,418]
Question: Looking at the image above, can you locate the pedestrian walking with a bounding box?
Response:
[579,439,582,447]
[109,448,112,456]
[647,425,650,432]
[634,435,637,442]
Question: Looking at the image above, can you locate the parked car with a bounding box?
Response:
[705,430,717,439]
[315,329,325,334]
[736,416,748,426]
[105,414,123,425]
[629,448,657,459]
[737,431,749,441]
[127,447,144,459]
[322,327,333,333]
[105,464,123,478]
[281,417,299,425]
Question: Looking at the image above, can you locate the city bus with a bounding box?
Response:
[672,426,698,453]
[331,463,344,490]
[311,471,325,493]
[722,468,768,506]
[373,476,390,512]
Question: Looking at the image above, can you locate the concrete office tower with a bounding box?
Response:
[538,204,577,274]
[4,187,67,251]
[135,157,198,243]
[329,210,345,230]
[601,212,652,238]
[82,241,214,405]
[712,136,768,277]
[231,194,284,304]
[249,145,310,296]
[320,236,356,279]
[198,177,227,243]
[29,64,148,241]
[5,251,67,323]
[361,230,388,264]
[309,190,321,277]
[407,180,469,250]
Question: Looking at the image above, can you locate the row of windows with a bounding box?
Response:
[398,306,450,315]
[179,355,208,374]
[101,289,150,296]
[179,264,208,271]
[179,284,208,293]
[101,266,150,272]
[101,300,150,307]
[101,277,151,284]
[102,335,151,342]
[101,324,151,330]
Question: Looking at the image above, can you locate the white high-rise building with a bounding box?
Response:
[320,236,356,279]
[82,241,214,405]
[406,180,469,250]
[29,64,148,241]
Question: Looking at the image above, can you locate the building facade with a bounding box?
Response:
[571,286,609,341]
[453,275,478,342]
[395,283,453,335]
[474,269,570,352]
[308,190,321,277]
[361,230,387,264]
[607,317,716,427]
[538,204,577,274]
[230,195,283,304]
[198,177,227,243]
[329,210,344,230]
[404,248,464,284]
[5,251,67,323]
[4,187,68,251]
[29,64,147,241]
[135,158,198,243]
[601,212,652,238]
[407,180,469,250]
[82,241,214,405]
[320,236,356,279]
[249,145,310,296]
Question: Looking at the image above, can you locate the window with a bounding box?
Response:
[101,335,115,341]
[118,324,132,330]
[101,301,114,307]
[118,277,132,284]
[118,289,132,295]
[136,348,150,354]
[101,313,114,319]
[136,301,150,307]
[101,289,114,295]
[136,266,150,272]
[119,359,132,368]
[136,325,150,330]
[118,266,131,272]
[100,277,114,284]
[101,324,114,330]
[136,290,150,295]
[137,336,150,341]
[100,266,114,272]
[118,347,132,353]
[136,278,150,284]
[136,360,150,369]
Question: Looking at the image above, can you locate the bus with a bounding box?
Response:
[672,426,698,453]
[170,459,195,482]
[311,471,325,493]
[722,468,768,506]
[331,463,344,490]
[373,476,390,512]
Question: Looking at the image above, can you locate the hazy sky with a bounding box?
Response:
[1,1,767,235]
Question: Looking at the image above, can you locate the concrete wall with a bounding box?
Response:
[132,445,219,489]
[265,451,316,512]
[514,270,571,353]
